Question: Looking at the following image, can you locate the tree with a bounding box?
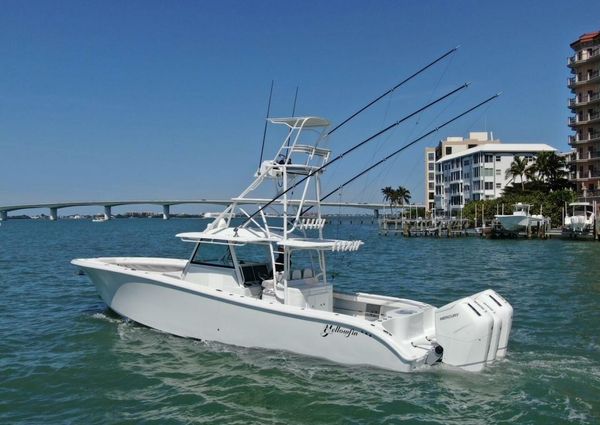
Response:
[381,185,411,213]
[395,186,412,206]
[505,156,529,191]
[381,186,394,207]
[529,152,569,191]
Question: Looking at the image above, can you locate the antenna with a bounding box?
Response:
[257,80,274,173]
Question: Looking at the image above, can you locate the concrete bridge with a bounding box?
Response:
[0,199,392,221]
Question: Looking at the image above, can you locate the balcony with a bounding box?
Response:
[568,48,600,66]
[569,134,600,145]
[569,92,600,108]
[570,151,600,162]
[574,171,600,181]
[569,111,600,127]
[568,70,600,88]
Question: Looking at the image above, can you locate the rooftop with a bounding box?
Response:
[570,31,600,48]
[437,143,556,162]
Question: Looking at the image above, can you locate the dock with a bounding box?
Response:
[378,217,469,237]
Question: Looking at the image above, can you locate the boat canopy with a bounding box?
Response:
[176,227,282,244]
[268,116,330,129]
[278,238,363,252]
[176,228,362,252]
[569,202,591,206]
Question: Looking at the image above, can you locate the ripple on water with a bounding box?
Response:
[1,220,599,424]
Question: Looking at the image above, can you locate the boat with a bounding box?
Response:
[563,202,595,235]
[92,216,108,222]
[494,203,546,233]
[73,116,512,373]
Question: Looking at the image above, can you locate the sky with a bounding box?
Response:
[1,0,599,214]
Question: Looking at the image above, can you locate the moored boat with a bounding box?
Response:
[494,203,546,233]
[563,202,595,235]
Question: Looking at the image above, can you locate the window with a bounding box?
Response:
[484,154,493,163]
[446,146,452,155]
[192,242,234,268]
[428,172,434,181]
[484,182,493,190]
[428,163,435,171]
[496,169,501,175]
[428,152,434,161]
[429,192,434,200]
[484,168,494,177]
[463,159,470,166]
[496,155,501,162]
[496,183,501,189]
[429,182,434,190]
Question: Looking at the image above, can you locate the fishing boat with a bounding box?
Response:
[563,202,595,235]
[92,216,108,223]
[494,203,546,233]
[73,116,512,373]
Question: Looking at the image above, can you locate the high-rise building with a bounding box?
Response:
[568,30,600,200]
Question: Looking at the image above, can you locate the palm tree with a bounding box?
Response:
[381,186,394,207]
[395,186,412,206]
[531,152,568,190]
[505,156,528,191]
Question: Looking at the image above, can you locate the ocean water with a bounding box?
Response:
[1,218,599,424]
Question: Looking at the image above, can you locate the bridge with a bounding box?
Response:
[0,199,394,221]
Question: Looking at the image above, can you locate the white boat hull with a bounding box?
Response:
[495,215,543,232]
[73,257,513,373]
[564,216,593,233]
[77,259,424,372]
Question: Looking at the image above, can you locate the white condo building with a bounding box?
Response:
[433,143,556,213]
[424,132,500,211]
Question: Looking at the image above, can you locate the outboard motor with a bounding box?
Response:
[435,289,512,371]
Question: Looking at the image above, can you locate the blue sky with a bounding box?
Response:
[1,0,599,213]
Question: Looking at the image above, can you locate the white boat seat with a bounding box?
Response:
[291,269,302,280]
[303,268,313,278]
[261,279,274,290]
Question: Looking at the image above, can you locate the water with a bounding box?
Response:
[1,219,599,424]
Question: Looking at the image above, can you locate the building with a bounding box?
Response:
[434,143,556,213]
[424,132,499,211]
[568,30,600,200]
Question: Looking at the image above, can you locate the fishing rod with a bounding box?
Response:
[291,86,299,116]
[281,86,300,161]
[235,82,469,231]
[257,80,275,173]
[301,93,501,215]
[328,46,459,136]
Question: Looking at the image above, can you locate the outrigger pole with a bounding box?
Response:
[235,82,469,231]
[257,80,275,173]
[328,46,459,136]
[302,93,502,215]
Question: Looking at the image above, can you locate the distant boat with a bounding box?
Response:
[201,212,222,219]
[92,216,108,222]
[495,203,545,232]
[564,202,595,234]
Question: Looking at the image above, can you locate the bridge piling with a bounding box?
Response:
[104,206,112,220]
[162,205,170,220]
[49,207,58,221]
[0,211,7,221]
